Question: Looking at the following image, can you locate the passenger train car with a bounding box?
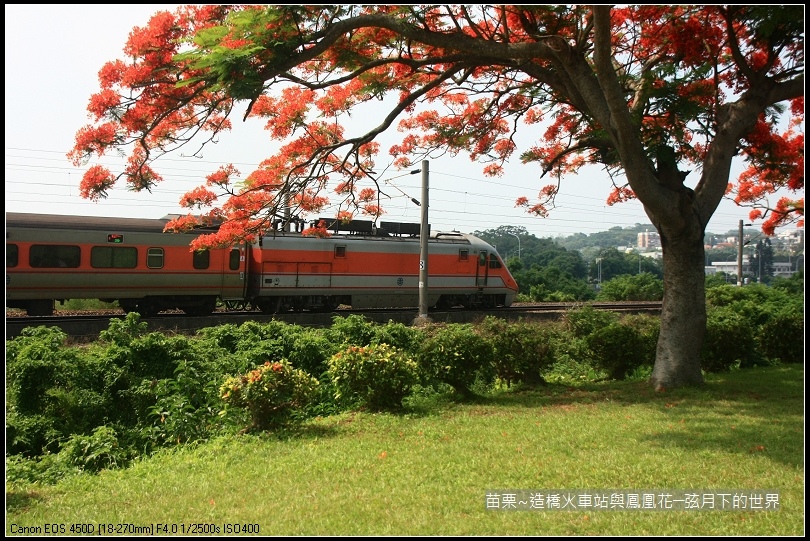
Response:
[5,212,518,316]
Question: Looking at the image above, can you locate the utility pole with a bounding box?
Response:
[415,160,431,324]
[509,232,521,260]
[595,258,602,290]
[737,219,744,287]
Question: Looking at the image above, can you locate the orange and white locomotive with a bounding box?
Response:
[5,212,518,316]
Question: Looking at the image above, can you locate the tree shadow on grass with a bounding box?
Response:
[5,488,45,515]
[454,365,805,468]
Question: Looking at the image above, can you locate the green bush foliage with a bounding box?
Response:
[416,324,496,397]
[587,320,654,380]
[770,270,804,296]
[476,316,559,386]
[618,313,660,366]
[194,323,246,353]
[6,326,112,454]
[5,452,81,487]
[6,317,240,459]
[328,314,379,346]
[196,320,292,371]
[220,360,320,431]
[6,411,60,458]
[706,283,803,325]
[327,343,419,411]
[145,360,225,446]
[705,272,732,289]
[701,306,759,372]
[58,299,120,311]
[285,328,340,377]
[128,333,199,380]
[757,309,804,364]
[704,283,803,367]
[561,305,620,338]
[372,320,426,352]
[97,312,149,347]
[541,336,597,383]
[596,272,664,301]
[57,425,131,473]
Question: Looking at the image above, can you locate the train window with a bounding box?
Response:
[479,251,487,266]
[459,249,469,261]
[91,246,137,268]
[335,246,346,258]
[229,248,240,270]
[193,249,210,269]
[489,257,503,269]
[7,244,18,268]
[147,248,164,269]
[30,245,81,268]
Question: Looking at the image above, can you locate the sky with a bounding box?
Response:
[4,4,799,240]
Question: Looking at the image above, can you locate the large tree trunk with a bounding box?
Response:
[650,218,707,390]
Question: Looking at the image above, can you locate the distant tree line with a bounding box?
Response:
[474,225,802,300]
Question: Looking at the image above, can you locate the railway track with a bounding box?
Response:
[6,301,663,341]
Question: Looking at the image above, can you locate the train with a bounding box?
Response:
[5,212,519,317]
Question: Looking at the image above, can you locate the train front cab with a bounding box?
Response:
[473,248,518,308]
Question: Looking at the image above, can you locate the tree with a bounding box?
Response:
[596,273,664,302]
[69,6,804,389]
[591,247,637,283]
[750,238,775,283]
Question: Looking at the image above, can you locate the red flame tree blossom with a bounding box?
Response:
[70,5,803,390]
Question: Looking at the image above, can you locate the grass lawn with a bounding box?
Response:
[6,364,804,535]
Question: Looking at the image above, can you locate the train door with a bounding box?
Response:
[221,244,249,301]
[476,251,489,287]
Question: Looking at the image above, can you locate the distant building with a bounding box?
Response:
[708,257,750,276]
[776,229,804,246]
[772,261,797,277]
[637,230,661,249]
[705,258,798,278]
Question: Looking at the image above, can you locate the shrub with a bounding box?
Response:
[476,317,558,386]
[372,320,426,353]
[5,326,113,454]
[417,324,496,397]
[757,309,804,364]
[286,329,340,377]
[5,452,80,487]
[328,314,379,346]
[770,271,804,296]
[5,411,59,458]
[706,283,803,325]
[220,360,320,431]
[57,299,120,311]
[197,320,294,364]
[701,306,758,372]
[596,273,664,301]
[145,360,225,446]
[195,323,243,353]
[328,343,419,411]
[587,322,652,380]
[543,337,597,383]
[617,313,660,367]
[128,333,196,380]
[6,326,77,414]
[561,305,619,338]
[57,425,131,473]
[98,312,149,347]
